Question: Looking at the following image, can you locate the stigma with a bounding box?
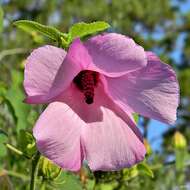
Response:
[73,70,99,104]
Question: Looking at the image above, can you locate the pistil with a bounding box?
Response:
[73,70,99,104]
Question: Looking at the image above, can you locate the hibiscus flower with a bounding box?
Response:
[24,33,179,171]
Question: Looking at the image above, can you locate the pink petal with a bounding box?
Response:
[106,51,179,124]
[56,78,108,123]
[57,75,142,135]
[25,39,91,104]
[33,75,145,171]
[57,72,143,142]
[84,33,147,77]
[81,106,146,171]
[59,77,145,171]
[33,102,84,171]
[24,45,66,97]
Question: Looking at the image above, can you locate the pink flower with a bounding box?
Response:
[24,33,179,171]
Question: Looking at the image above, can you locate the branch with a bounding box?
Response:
[0,48,28,62]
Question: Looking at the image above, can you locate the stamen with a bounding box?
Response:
[73,70,99,104]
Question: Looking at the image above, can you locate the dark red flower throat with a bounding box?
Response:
[73,70,99,104]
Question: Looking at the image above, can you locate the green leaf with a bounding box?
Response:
[0,130,8,144]
[123,166,139,180]
[85,179,95,190]
[94,171,122,183]
[99,184,115,190]
[52,172,83,190]
[38,156,61,180]
[179,68,190,97]
[6,70,31,131]
[0,82,7,97]
[0,83,7,103]
[69,21,110,41]
[0,130,8,157]
[14,20,67,41]
[0,6,3,32]
[18,130,36,157]
[0,145,7,157]
[137,163,154,178]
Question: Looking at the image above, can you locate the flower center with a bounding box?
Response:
[73,70,99,104]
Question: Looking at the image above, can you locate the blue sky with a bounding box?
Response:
[147,120,174,151]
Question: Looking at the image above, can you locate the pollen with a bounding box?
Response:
[73,70,99,104]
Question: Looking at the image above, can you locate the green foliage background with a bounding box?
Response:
[0,0,190,189]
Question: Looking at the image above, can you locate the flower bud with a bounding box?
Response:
[173,131,187,149]
[38,157,61,180]
[144,139,152,155]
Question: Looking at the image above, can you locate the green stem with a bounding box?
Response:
[4,170,29,181]
[30,151,41,190]
[40,180,46,190]
[5,143,30,159]
[0,48,28,62]
[5,170,53,189]
[93,179,98,190]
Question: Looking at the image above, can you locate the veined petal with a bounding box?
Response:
[106,51,179,124]
[60,77,145,171]
[62,74,143,140]
[25,39,91,104]
[84,33,147,77]
[24,45,66,97]
[57,80,106,124]
[33,102,84,171]
[81,106,146,171]
[33,74,145,171]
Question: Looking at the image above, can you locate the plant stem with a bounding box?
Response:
[5,143,30,159]
[5,170,53,189]
[30,151,41,190]
[4,170,29,181]
[5,143,23,155]
[0,48,28,62]
[93,178,98,190]
[40,180,46,190]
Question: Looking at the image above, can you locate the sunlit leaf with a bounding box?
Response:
[14,20,67,42]
[69,21,110,41]
[99,183,115,190]
[6,70,31,131]
[137,163,154,178]
[123,166,138,180]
